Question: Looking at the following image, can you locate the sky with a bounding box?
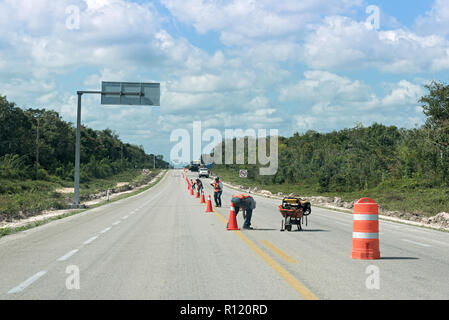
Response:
[0,0,448,163]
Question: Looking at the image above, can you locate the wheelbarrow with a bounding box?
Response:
[278,198,311,232]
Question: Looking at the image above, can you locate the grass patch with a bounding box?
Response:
[0,169,163,221]
[78,169,152,199]
[212,168,449,217]
[87,170,167,207]
[0,170,167,239]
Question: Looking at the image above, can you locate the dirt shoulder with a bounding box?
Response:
[221,181,449,232]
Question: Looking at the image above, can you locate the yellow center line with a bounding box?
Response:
[212,209,319,300]
[214,211,228,223]
[260,240,299,264]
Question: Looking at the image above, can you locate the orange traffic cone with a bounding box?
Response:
[190,187,194,196]
[227,202,240,231]
[205,195,213,213]
[200,192,206,204]
[196,190,200,198]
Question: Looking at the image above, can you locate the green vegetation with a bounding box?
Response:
[0,170,167,239]
[212,80,449,216]
[0,95,170,219]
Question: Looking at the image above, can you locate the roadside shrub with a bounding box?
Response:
[0,154,29,180]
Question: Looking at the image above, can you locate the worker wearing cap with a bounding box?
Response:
[231,193,256,230]
[210,177,223,207]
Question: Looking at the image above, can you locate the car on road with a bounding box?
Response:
[198,167,210,178]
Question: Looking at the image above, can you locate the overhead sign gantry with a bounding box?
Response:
[71,81,160,208]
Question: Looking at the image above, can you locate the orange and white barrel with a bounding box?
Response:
[352,198,380,260]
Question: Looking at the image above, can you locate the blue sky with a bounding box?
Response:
[0,0,448,163]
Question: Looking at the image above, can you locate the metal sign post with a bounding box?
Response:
[71,82,160,208]
[73,92,82,207]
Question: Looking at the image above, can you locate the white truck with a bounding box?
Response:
[198,167,210,178]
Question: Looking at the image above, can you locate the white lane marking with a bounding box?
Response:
[313,213,352,224]
[424,238,449,247]
[333,221,349,227]
[83,236,98,245]
[401,239,431,247]
[122,215,129,220]
[100,227,111,234]
[8,271,47,294]
[384,223,400,228]
[112,221,121,226]
[57,249,79,262]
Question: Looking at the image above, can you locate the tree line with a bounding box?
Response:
[0,95,169,182]
[211,81,449,193]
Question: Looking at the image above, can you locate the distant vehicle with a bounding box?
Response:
[198,167,210,178]
[189,160,201,172]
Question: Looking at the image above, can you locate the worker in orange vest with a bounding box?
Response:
[210,177,223,207]
[231,193,256,230]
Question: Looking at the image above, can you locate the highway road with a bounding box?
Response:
[0,169,448,300]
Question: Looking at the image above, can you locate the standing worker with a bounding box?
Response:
[211,177,223,207]
[230,193,256,230]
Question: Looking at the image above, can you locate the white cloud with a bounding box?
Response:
[381,80,425,107]
[167,72,255,94]
[302,15,449,73]
[0,0,165,78]
[0,0,440,160]
[282,71,426,132]
[0,77,56,107]
[414,0,449,37]
[161,0,363,45]
[280,70,375,107]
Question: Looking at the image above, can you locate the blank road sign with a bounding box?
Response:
[101,82,160,106]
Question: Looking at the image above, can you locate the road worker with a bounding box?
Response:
[230,193,256,230]
[210,177,223,207]
[196,178,203,195]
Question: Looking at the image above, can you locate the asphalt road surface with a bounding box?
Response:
[1,170,448,300]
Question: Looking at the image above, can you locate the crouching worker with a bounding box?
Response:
[196,178,203,195]
[230,193,256,230]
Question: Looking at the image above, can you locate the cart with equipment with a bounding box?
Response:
[278,197,311,231]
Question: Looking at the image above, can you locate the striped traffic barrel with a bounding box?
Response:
[352,198,380,260]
